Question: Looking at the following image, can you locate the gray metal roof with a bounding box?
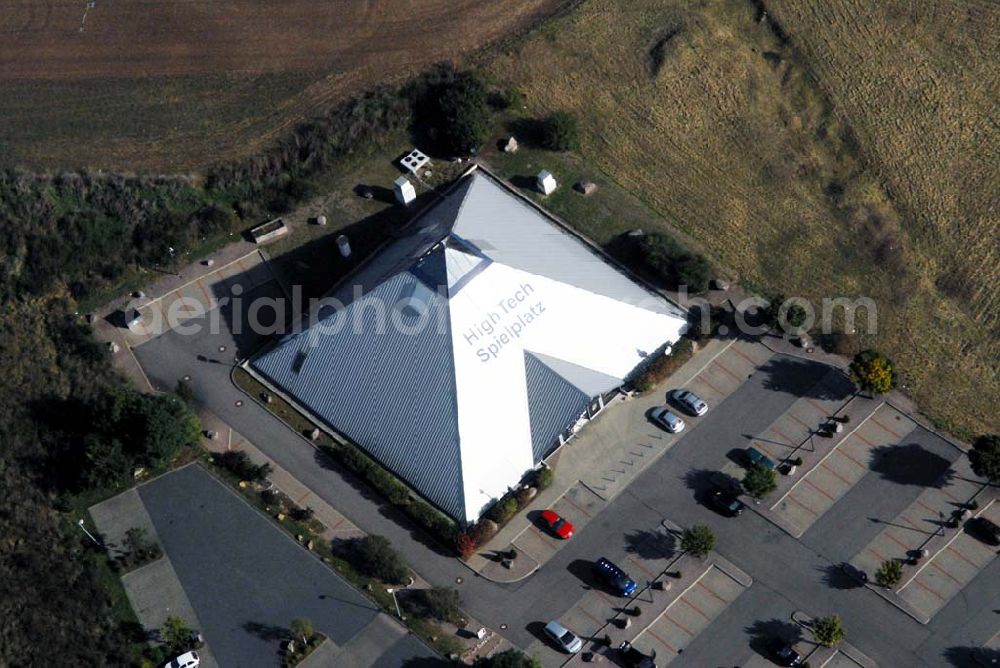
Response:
[252,167,687,523]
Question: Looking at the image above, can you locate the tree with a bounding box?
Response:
[874,559,903,589]
[353,535,409,584]
[534,466,554,490]
[742,464,778,500]
[289,617,313,646]
[162,615,192,655]
[405,587,463,623]
[635,233,712,293]
[811,614,846,648]
[680,525,715,558]
[473,648,542,668]
[849,349,898,396]
[969,434,1000,485]
[455,532,477,559]
[82,434,131,490]
[541,111,580,151]
[434,72,491,155]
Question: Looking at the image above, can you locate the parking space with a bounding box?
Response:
[634,565,748,664]
[683,339,772,407]
[513,484,605,564]
[897,500,1000,620]
[852,455,986,581]
[771,403,916,537]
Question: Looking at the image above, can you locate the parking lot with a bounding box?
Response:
[100,465,437,667]
[896,499,1000,620]
[770,403,919,537]
[632,564,748,664]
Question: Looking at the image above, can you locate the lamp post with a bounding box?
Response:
[77,519,101,547]
[386,588,403,620]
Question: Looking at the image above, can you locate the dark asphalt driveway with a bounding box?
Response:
[138,464,437,667]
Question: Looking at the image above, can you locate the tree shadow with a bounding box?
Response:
[683,468,741,504]
[508,174,539,192]
[819,563,865,590]
[567,558,598,590]
[758,356,853,400]
[745,618,803,658]
[503,117,547,147]
[625,528,677,561]
[870,443,954,488]
[242,621,289,642]
[943,646,1000,667]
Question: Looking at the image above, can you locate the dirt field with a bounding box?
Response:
[0,0,567,169]
[485,0,999,436]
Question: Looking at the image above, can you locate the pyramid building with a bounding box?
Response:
[252,167,688,523]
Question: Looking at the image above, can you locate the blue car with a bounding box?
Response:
[593,557,637,596]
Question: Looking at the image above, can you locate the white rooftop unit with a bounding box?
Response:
[400,148,431,175]
[394,176,417,206]
[537,170,557,195]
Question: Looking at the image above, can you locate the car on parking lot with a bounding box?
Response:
[164,651,200,668]
[544,620,583,653]
[966,516,1000,546]
[768,638,803,666]
[539,509,574,539]
[618,640,657,668]
[593,557,637,596]
[670,389,708,416]
[746,446,777,470]
[650,406,685,433]
[708,488,745,517]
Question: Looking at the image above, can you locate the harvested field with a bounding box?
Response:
[0,0,566,170]
[485,0,999,436]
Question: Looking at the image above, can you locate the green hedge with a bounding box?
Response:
[633,338,694,393]
[320,444,458,544]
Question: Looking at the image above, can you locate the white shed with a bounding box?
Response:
[537,170,557,195]
[394,176,417,206]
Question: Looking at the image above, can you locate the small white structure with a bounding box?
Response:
[336,235,352,258]
[315,215,327,226]
[124,308,143,331]
[394,176,417,206]
[400,148,430,175]
[537,170,557,195]
[502,136,519,153]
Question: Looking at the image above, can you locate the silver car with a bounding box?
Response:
[670,389,708,416]
[651,406,685,433]
[544,620,583,653]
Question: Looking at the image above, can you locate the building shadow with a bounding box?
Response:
[869,443,954,488]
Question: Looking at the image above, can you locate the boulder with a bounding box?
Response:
[502,136,519,153]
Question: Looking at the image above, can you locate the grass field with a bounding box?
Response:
[484,0,999,437]
[0,0,567,170]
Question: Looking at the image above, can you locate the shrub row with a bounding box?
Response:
[216,450,272,483]
[632,338,694,393]
[320,444,458,544]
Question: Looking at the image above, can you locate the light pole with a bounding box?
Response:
[386,588,403,620]
[77,519,101,547]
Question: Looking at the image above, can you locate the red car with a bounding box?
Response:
[540,509,574,539]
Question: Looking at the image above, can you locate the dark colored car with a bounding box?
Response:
[708,488,745,517]
[618,641,657,668]
[966,516,1000,546]
[768,638,803,666]
[593,557,637,597]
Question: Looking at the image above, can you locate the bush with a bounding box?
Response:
[875,559,903,588]
[405,587,463,623]
[161,616,192,656]
[455,532,477,559]
[633,339,694,393]
[289,617,313,646]
[540,111,580,151]
[473,649,541,668]
[634,233,711,293]
[534,466,554,490]
[849,349,898,396]
[490,496,518,524]
[216,450,272,483]
[290,506,314,522]
[412,68,491,155]
[469,519,498,545]
[489,87,523,110]
[969,434,1000,485]
[743,463,778,499]
[680,525,715,558]
[351,535,409,584]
